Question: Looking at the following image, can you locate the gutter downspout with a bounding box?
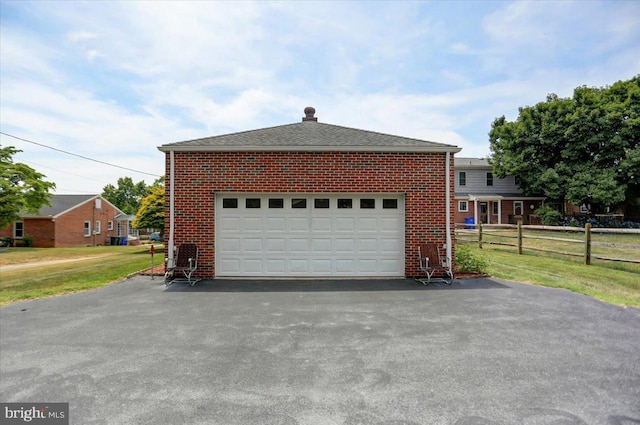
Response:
[168,150,175,268]
[445,151,452,269]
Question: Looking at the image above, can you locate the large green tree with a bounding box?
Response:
[102,177,149,215]
[489,76,640,218]
[0,145,56,228]
[133,184,164,230]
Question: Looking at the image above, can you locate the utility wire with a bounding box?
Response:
[1,131,162,178]
[18,158,111,185]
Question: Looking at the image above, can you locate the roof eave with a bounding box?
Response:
[157,145,462,154]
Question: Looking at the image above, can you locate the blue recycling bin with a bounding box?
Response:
[121,237,127,246]
[464,217,475,229]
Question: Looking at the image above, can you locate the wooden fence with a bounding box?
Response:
[455,222,640,265]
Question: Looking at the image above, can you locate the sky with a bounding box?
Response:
[1,1,639,195]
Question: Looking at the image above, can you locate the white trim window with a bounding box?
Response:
[95,221,101,235]
[14,221,24,239]
[459,171,467,186]
[108,221,114,231]
[458,200,469,212]
[514,201,523,215]
[84,221,91,237]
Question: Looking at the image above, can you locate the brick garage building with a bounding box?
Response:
[158,108,461,279]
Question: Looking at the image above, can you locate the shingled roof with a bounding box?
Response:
[22,195,123,218]
[158,108,461,153]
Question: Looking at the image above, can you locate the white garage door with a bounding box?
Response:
[215,194,405,277]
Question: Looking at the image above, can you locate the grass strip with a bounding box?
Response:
[461,243,640,308]
[0,246,164,306]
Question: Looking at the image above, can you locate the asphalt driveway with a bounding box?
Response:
[1,276,639,425]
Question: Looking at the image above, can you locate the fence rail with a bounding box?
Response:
[455,222,640,265]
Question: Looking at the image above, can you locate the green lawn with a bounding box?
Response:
[0,245,164,306]
[459,242,640,308]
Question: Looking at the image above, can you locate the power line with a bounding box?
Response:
[1,131,163,178]
[18,158,111,185]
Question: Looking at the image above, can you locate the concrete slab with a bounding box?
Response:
[1,277,639,424]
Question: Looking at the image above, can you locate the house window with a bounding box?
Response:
[360,199,375,209]
[108,221,114,231]
[84,221,91,237]
[493,202,499,215]
[459,201,468,212]
[514,201,523,216]
[14,221,24,239]
[95,221,101,235]
[383,199,398,209]
[292,199,307,209]
[486,172,494,186]
[459,172,466,186]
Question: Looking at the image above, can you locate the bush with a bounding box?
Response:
[23,235,34,247]
[0,237,11,247]
[534,204,563,225]
[455,245,489,274]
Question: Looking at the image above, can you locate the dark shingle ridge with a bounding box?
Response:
[159,121,460,152]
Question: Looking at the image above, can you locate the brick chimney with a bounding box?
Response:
[302,106,317,122]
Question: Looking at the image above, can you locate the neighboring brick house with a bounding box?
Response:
[454,157,545,226]
[0,194,132,248]
[158,107,461,279]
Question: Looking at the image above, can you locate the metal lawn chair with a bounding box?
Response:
[165,243,202,286]
[416,242,454,285]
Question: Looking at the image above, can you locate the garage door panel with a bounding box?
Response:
[219,217,240,231]
[312,259,332,273]
[312,218,332,232]
[312,238,332,253]
[289,217,310,232]
[219,238,240,252]
[290,238,309,252]
[216,194,404,277]
[244,238,263,252]
[358,217,379,232]
[266,259,286,273]
[243,217,263,231]
[266,217,286,232]
[290,259,309,273]
[335,217,355,231]
[380,217,402,231]
[334,238,355,253]
[336,259,355,272]
[358,239,378,253]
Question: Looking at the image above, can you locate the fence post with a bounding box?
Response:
[478,223,483,249]
[584,223,592,265]
[518,220,523,255]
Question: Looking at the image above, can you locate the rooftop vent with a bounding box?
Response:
[302,106,317,122]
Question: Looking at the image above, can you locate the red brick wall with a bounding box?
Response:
[52,200,121,247]
[165,151,456,278]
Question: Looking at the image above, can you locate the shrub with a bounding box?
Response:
[0,237,11,247]
[22,235,34,247]
[534,204,563,225]
[455,245,489,274]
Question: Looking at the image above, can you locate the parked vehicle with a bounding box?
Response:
[149,232,163,242]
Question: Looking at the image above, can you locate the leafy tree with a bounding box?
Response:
[102,177,149,215]
[490,76,640,218]
[133,185,164,230]
[0,146,56,228]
